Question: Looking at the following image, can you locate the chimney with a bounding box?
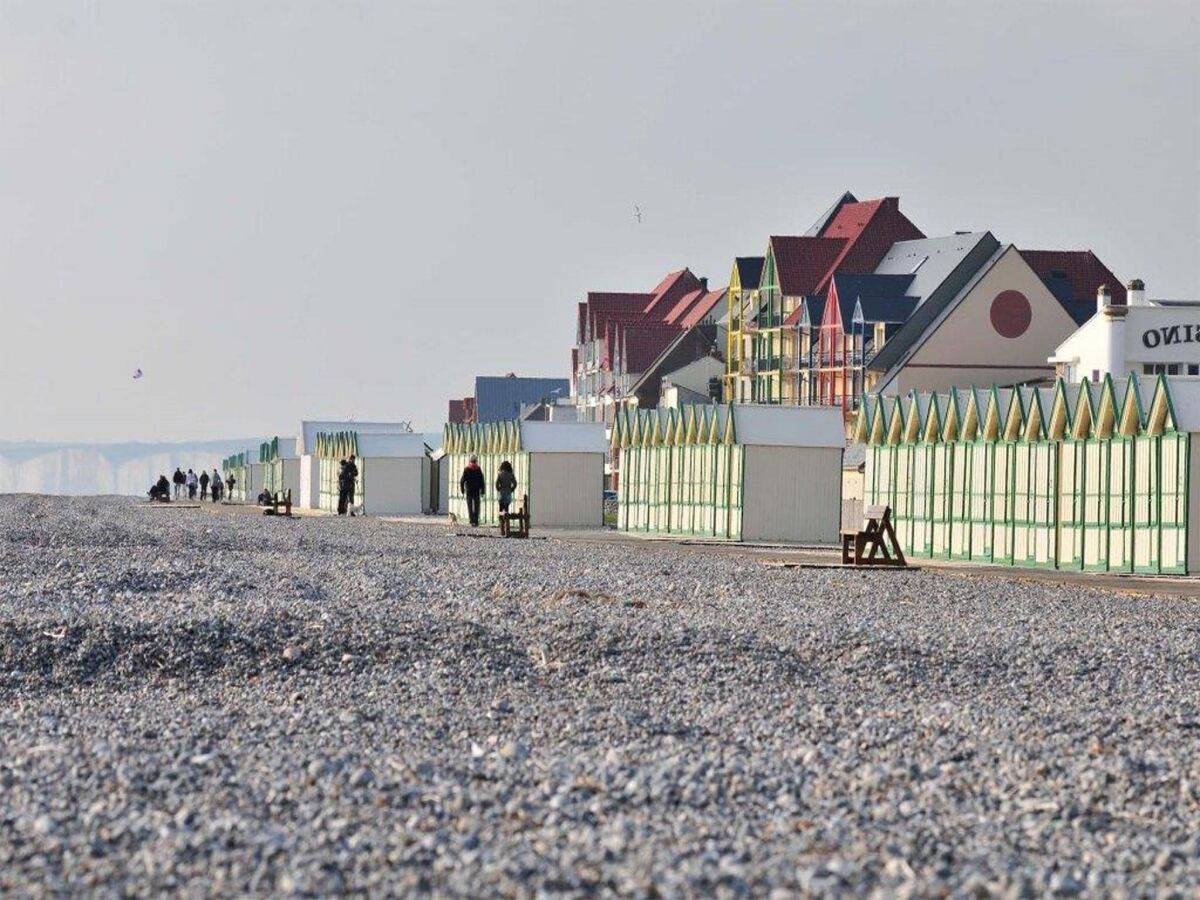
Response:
[699,277,708,292]
[1099,284,1128,378]
[1127,278,1146,307]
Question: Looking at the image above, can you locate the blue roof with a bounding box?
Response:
[830,273,917,324]
[474,376,570,424]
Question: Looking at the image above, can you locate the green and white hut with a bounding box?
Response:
[259,436,300,499]
[313,430,430,515]
[297,420,417,509]
[613,404,845,543]
[856,373,1200,573]
[443,420,607,527]
[221,451,260,502]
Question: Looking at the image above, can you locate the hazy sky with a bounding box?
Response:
[1,1,1196,442]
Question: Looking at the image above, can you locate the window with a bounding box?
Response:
[1168,364,1181,375]
[1189,365,1199,376]
[1144,364,1156,375]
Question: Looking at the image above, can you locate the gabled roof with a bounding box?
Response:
[865,232,1003,379]
[856,295,920,325]
[663,289,704,325]
[804,191,858,237]
[812,197,925,295]
[768,236,847,296]
[797,295,826,329]
[617,324,682,374]
[734,257,764,291]
[1019,249,1125,325]
[644,268,703,317]
[680,288,728,328]
[828,273,917,325]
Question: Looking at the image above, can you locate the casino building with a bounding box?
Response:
[1051,280,1200,382]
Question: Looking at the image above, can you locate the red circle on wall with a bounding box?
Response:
[990,290,1032,338]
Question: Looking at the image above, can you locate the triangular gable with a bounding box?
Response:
[1046,380,1073,441]
[1094,375,1119,439]
[1146,374,1179,435]
[1002,388,1026,441]
[942,389,963,442]
[851,398,873,443]
[868,398,889,444]
[886,396,906,445]
[724,404,737,444]
[1072,380,1096,440]
[903,392,923,443]
[923,395,944,443]
[961,387,983,441]
[1119,375,1146,437]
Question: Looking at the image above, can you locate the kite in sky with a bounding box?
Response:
[634,205,643,224]
[132,368,144,380]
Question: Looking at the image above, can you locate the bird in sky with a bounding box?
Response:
[132,367,144,380]
[634,205,643,224]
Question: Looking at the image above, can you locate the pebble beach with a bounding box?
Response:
[3,495,1200,895]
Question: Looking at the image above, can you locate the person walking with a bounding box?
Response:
[198,469,210,501]
[186,468,198,500]
[226,473,236,501]
[210,469,223,502]
[459,454,485,526]
[172,468,186,500]
[337,454,359,516]
[496,460,517,517]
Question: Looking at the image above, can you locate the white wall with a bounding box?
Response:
[282,459,302,500]
[742,445,842,543]
[528,452,604,527]
[361,456,427,515]
[298,455,320,508]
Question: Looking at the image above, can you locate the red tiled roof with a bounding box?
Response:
[644,268,702,317]
[663,289,704,325]
[1019,249,1126,305]
[779,198,924,326]
[680,288,728,328]
[814,197,925,295]
[617,324,681,374]
[770,236,848,296]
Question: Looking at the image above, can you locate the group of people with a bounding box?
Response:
[148,467,235,502]
[458,455,517,526]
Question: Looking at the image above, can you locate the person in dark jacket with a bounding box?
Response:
[337,454,359,516]
[460,455,486,526]
[226,473,236,500]
[198,469,210,500]
[172,468,186,500]
[149,474,171,501]
[495,460,517,515]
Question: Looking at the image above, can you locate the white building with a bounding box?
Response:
[296,420,415,509]
[1051,280,1200,382]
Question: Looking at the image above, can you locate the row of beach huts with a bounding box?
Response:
[226,369,1200,577]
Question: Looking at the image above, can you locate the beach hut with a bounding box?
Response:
[313,430,430,515]
[444,421,607,527]
[259,437,300,499]
[221,450,264,502]
[614,404,844,543]
[857,373,1200,574]
[297,420,416,509]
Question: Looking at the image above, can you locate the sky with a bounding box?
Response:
[1,0,1197,442]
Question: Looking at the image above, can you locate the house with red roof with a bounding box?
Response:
[572,268,721,424]
[738,195,925,404]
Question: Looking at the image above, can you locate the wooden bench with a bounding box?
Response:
[499,494,530,538]
[263,489,293,517]
[841,504,906,566]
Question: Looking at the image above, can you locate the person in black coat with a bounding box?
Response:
[337,454,359,516]
[459,455,486,526]
[172,468,186,500]
[198,470,210,501]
